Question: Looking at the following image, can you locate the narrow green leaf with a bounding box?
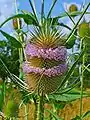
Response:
[83,65,90,72]
[45,109,63,120]
[41,0,44,21]
[47,18,71,30]
[47,0,57,18]
[49,91,88,102]
[82,111,90,119]
[57,22,72,30]
[0,30,22,48]
[65,11,75,25]
[28,0,39,24]
[0,58,28,91]
[1,11,90,28]
[0,89,4,111]
[55,77,80,94]
[54,11,90,19]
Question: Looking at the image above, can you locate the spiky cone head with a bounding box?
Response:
[23,27,67,94]
[78,22,90,38]
[12,18,22,30]
[69,4,78,17]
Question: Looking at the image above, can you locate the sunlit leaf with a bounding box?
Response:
[0,30,22,48]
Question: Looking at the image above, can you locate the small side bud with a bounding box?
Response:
[12,18,22,30]
[69,4,78,17]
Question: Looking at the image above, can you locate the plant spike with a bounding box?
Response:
[47,0,58,18]
[28,0,39,25]
[41,0,45,24]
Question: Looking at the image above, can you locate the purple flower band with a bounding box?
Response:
[25,44,67,61]
[23,62,67,77]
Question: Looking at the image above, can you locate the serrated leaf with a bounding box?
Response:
[0,30,22,48]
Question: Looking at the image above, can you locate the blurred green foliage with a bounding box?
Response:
[0,41,19,79]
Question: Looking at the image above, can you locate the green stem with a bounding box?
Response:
[33,98,38,120]
[52,103,57,120]
[37,93,44,120]
[2,81,6,107]
[14,0,24,79]
[24,104,28,120]
[80,39,85,118]
[18,48,23,79]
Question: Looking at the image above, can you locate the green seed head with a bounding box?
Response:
[78,22,90,38]
[69,4,78,13]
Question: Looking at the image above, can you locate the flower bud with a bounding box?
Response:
[69,4,78,17]
[69,4,78,13]
[12,18,22,30]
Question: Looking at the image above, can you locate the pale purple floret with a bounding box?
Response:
[23,62,67,77]
[25,44,67,61]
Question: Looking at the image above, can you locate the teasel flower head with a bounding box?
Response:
[23,21,67,94]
